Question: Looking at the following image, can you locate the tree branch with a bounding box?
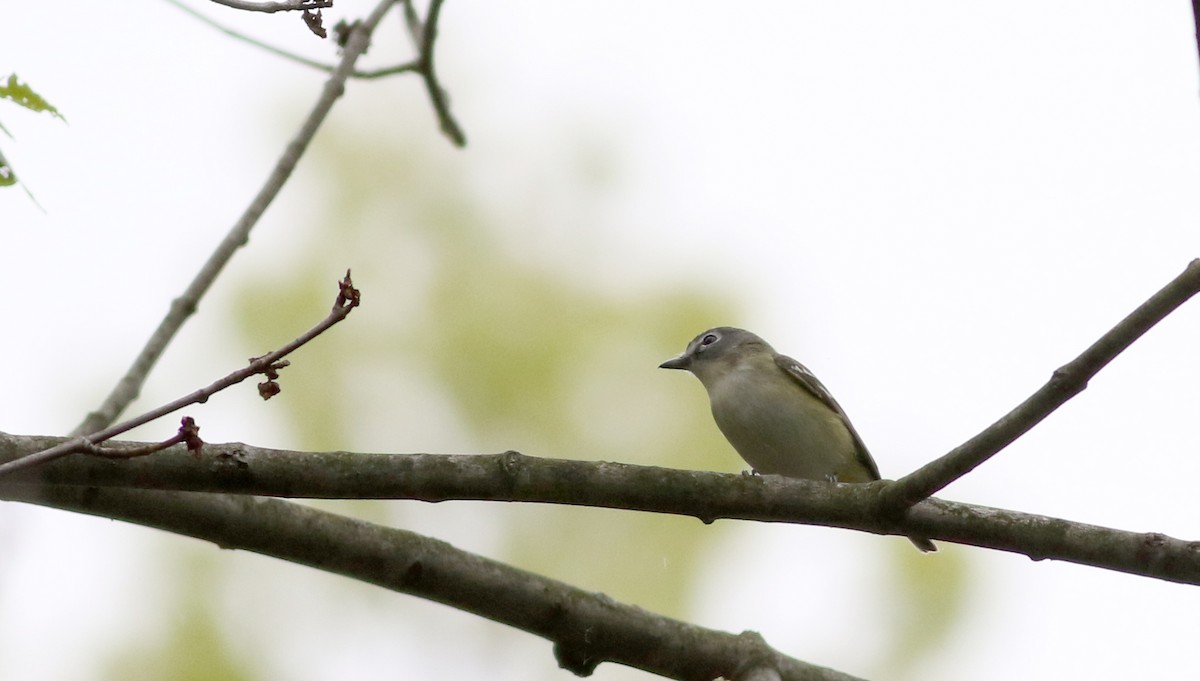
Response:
[0,481,862,681]
[881,258,1200,512]
[411,0,466,146]
[4,440,1200,586]
[72,0,396,437]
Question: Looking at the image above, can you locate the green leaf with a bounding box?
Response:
[0,74,66,121]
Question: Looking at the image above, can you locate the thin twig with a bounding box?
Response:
[410,0,466,146]
[73,1,394,436]
[209,0,331,13]
[881,258,1200,512]
[355,62,422,79]
[2,273,360,478]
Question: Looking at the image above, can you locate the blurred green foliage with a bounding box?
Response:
[884,542,969,677]
[102,557,254,681]
[231,117,735,617]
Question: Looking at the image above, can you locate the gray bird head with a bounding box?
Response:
[659,327,772,375]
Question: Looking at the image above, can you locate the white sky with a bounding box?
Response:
[3,1,1200,680]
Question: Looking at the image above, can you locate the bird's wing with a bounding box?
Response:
[774,353,881,480]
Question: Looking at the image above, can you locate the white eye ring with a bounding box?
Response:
[699,333,718,348]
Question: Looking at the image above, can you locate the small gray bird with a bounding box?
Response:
[661,326,935,551]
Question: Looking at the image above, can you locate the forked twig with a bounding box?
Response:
[411,0,465,146]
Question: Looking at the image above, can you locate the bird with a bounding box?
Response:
[660,326,935,552]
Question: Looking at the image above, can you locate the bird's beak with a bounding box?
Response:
[659,353,691,370]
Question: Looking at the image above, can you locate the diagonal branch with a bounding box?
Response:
[398,0,464,145]
[412,0,466,147]
[880,258,1200,512]
[73,0,397,438]
[5,441,1200,585]
[0,482,863,681]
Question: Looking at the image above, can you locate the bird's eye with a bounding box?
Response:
[699,333,718,348]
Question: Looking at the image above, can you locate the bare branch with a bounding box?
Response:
[0,273,360,478]
[0,482,863,681]
[881,258,1200,512]
[405,0,466,146]
[209,0,331,13]
[73,0,394,436]
[6,442,1200,586]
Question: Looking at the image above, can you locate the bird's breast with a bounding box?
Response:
[706,369,867,482]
